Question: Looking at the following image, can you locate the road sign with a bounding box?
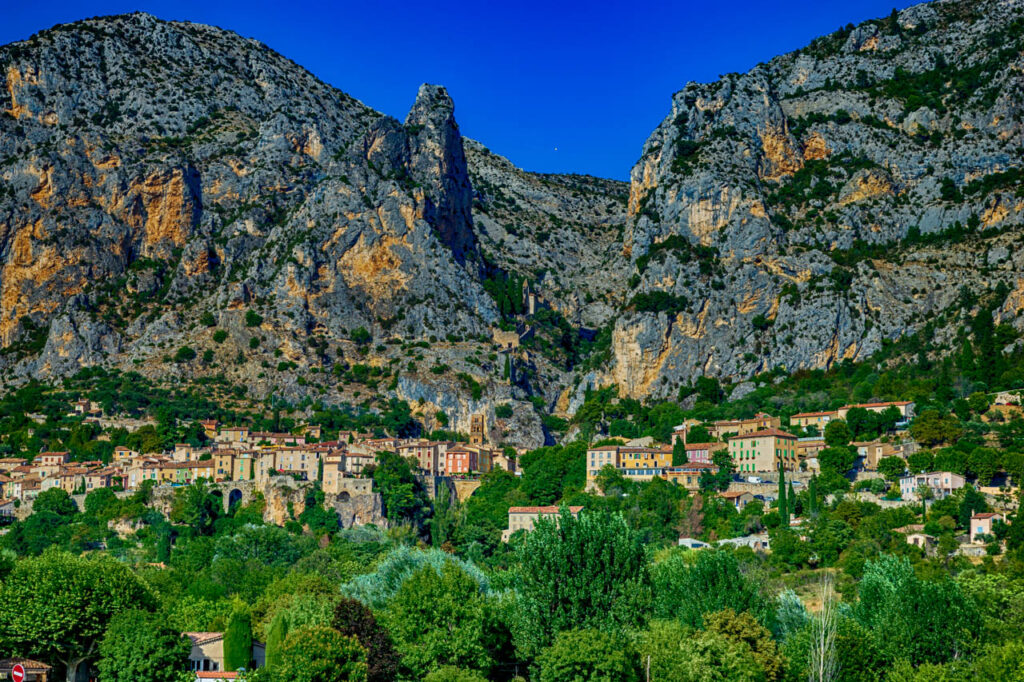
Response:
[10,664,24,682]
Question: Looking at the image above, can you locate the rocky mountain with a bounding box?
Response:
[1,1,1023,442]
[611,0,1024,402]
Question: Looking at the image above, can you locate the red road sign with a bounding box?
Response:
[11,664,24,682]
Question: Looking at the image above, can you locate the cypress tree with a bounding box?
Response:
[265,611,288,670]
[672,439,688,466]
[778,465,789,526]
[223,608,253,671]
[788,481,797,518]
[503,354,511,381]
[808,475,818,515]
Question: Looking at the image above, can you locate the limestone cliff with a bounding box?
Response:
[1,1,1023,433]
[608,0,1024,399]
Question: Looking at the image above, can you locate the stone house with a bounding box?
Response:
[790,410,838,431]
[970,512,1005,543]
[501,505,583,542]
[185,632,265,673]
[720,490,755,511]
[899,471,965,500]
[729,429,799,473]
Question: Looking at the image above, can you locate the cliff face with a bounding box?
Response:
[1,2,1024,430]
[611,0,1024,399]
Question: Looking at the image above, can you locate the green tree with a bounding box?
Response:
[332,598,402,682]
[277,625,368,682]
[512,510,649,658]
[651,550,774,630]
[423,667,489,682]
[382,562,493,678]
[33,488,78,518]
[373,452,431,529]
[824,420,852,447]
[224,608,254,672]
[687,425,713,443]
[672,439,689,466]
[213,330,229,344]
[910,410,963,447]
[818,446,856,475]
[265,611,289,670]
[170,482,219,535]
[350,326,372,346]
[173,346,197,363]
[537,629,639,682]
[778,466,789,526]
[968,447,1000,485]
[634,620,763,682]
[907,450,935,473]
[705,608,784,681]
[877,456,906,482]
[0,551,155,682]
[784,614,886,682]
[854,554,980,664]
[96,610,191,682]
[245,310,264,327]
[199,311,217,327]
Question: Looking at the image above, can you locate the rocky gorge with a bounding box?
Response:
[1,0,1023,445]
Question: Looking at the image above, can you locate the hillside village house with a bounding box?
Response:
[970,512,1005,543]
[585,445,674,488]
[837,400,915,421]
[185,632,265,673]
[707,413,781,441]
[789,410,838,430]
[720,490,755,511]
[586,445,621,485]
[0,658,51,681]
[682,442,726,464]
[796,438,826,462]
[729,429,799,473]
[857,439,918,470]
[900,471,965,500]
[501,505,583,542]
[445,446,478,474]
[620,446,672,476]
[663,462,717,489]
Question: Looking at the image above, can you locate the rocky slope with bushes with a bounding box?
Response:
[1,0,1023,442]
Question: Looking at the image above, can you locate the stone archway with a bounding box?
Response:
[227,488,243,513]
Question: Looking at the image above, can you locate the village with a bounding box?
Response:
[1,392,1019,568]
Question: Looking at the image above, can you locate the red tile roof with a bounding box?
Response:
[843,401,912,409]
[0,658,52,671]
[727,429,797,440]
[972,512,1000,519]
[791,410,837,418]
[508,506,584,514]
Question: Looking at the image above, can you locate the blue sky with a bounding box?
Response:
[3,0,920,179]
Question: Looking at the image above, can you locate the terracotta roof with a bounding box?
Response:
[185,631,224,646]
[685,442,726,450]
[666,463,717,470]
[196,673,239,679]
[843,401,912,409]
[727,429,797,440]
[508,505,584,514]
[720,491,752,499]
[972,512,1000,519]
[0,658,52,671]
[791,410,837,418]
